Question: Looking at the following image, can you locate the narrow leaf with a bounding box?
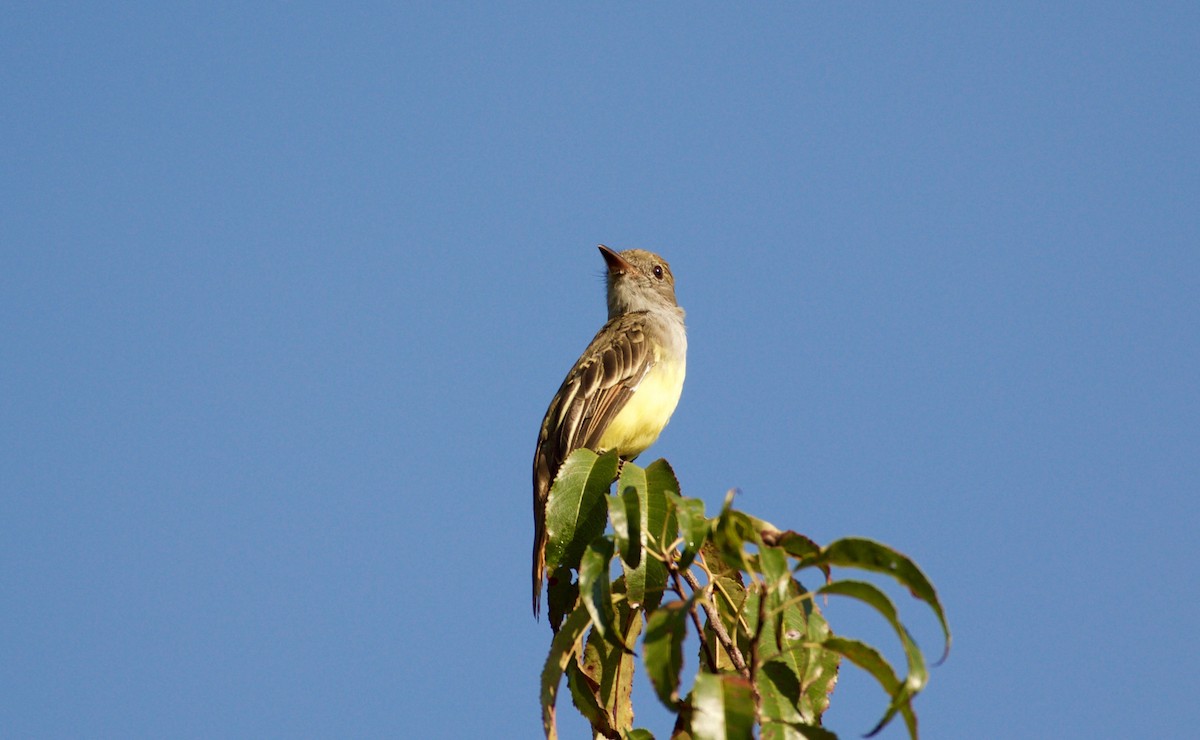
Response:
[566,657,608,733]
[619,460,670,611]
[712,506,754,574]
[819,636,917,739]
[546,563,578,633]
[540,605,592,740]
[666,492,706,569]
[792,583,839,721]
[699,539,742,582]
[545,449,619,575]
[579,536,619,642]
[758,542,791,651]
[818,580,927,694]
[579,600,644,734]
[762,529,831,584]
[761,720,838,740]
[758,660,804,729]
[609,485,642,569]
[643,597,695,709]
[705,575,747,673]
[643,459,681,551]
[690,672,756,740]
[747,581,839,725]
[812,538,951,663]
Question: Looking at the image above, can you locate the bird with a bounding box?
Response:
[532,245,687,617]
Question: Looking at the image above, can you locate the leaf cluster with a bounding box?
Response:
[540,450,950,740]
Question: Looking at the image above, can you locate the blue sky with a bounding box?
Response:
[3,3,1197,738]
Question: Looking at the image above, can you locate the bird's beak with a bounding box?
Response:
[598,245,635,275]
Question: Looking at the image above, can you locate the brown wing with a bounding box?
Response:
[531,313,654,617]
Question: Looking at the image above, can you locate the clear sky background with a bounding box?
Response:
[3,3,1197,738]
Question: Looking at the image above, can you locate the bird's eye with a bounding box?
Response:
[652,265,664,280]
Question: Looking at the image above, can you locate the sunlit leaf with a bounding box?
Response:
[545,449,619,575]
[667,492,706,569]
[579,536,619,642]
[643,597,695,709]
[758,542,791,651]
[761,717,839,740]
[643,459,681,552]
[819,636,917,739]
[579,599,643,734]
[690,672,756,740]
[620,460,671,612]
[546,564,578,633]
[818,580,927,694]
[609,485,642,569]
[706,575,747,673]
[540,605,592,740]
[762,529,830,584]
[745,580,838,727]
[566,656,607,733]
[712,505,755,575]
[804,538,951,663]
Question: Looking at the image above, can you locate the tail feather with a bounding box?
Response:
[532,517,546,618]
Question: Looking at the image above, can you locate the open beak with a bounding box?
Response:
[598,244,635,275]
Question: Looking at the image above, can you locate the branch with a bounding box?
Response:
[671,568,717,672]
[682,568,749,677]
[749,582,768,712]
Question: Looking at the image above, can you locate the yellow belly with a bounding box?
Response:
[598,357,686,458]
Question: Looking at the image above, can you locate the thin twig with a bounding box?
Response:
[697,551,753,636]
[748,583,768,717]
[750,582,767,686]
[671,568,717,672]
[682,568,748,677]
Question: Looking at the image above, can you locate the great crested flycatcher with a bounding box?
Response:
[532,245,686,616]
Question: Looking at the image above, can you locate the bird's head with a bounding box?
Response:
[599,245,678,318]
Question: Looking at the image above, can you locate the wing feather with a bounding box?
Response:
[531,313,654,616]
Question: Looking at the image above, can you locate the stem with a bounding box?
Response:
[749,582,767,686]
[682,568,749,677]
[671,568,717,672]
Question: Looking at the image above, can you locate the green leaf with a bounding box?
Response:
[619,460,672,612]
[712,504,754,574]
[699,539,742,582]
[819,636,917,739]
[761,717,839,740]
[759,659,804,729]
[758,542,791,652]
[765,530,821,560]
[540,605,592,740]
[579,600,643,734]
[643,459,681,551]
[711,492,787,583]
[566,657,607,733]
[817,580,927,694]
[545,449,619,576]
[666,492,706,570]
[807,538,951,663]
[690,672,756,740]
[745,581,839,725]
[609,485,642,569]
[579,536,620,643]
[546,564,578,633]
[623,730,656,740]
[794,590,839,721]
[759,541,791,597]
[762,530,830,584]
[705,575,747,672]
[643,597,695,709]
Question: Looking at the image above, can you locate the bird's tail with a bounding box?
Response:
[532,517,546,618]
